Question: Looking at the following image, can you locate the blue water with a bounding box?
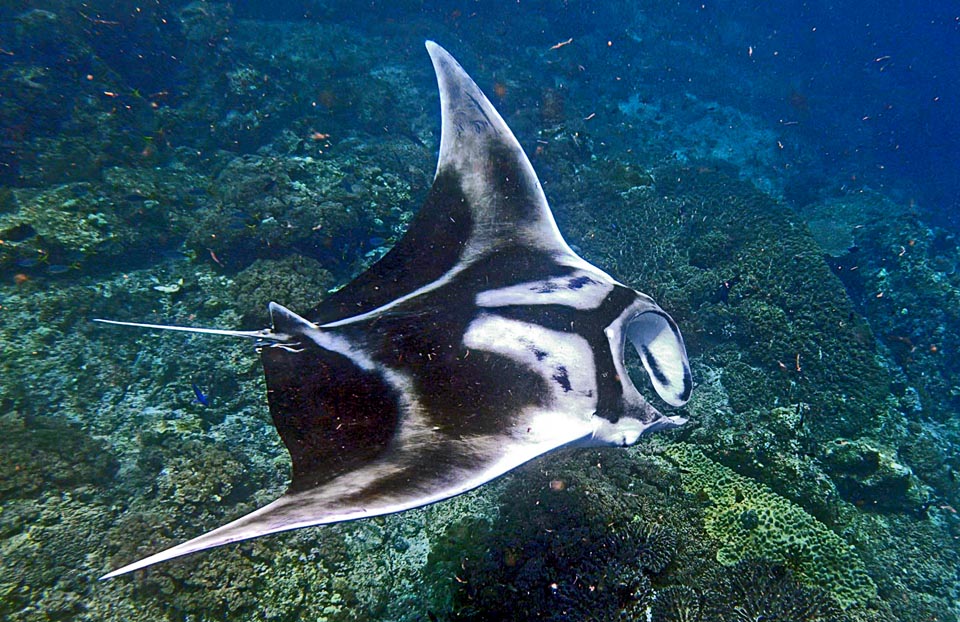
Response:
[1,1,958,620]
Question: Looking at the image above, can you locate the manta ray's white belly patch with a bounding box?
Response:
[462,313,597,411]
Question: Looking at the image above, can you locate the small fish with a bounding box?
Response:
[46,264,71,274]
[191,383,210,407]
[368,236,387,247]
[207,248,224,267]
[160,249,188,262]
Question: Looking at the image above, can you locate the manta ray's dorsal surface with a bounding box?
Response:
[96,41,691,579]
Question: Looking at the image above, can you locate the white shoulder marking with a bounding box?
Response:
[476,270,614,310]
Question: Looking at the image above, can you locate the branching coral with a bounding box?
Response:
[446,457,676,622]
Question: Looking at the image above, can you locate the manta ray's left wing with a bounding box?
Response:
[311,41,598,324]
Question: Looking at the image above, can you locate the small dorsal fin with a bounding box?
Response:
[310,41,577,325]
[269,302,316,335]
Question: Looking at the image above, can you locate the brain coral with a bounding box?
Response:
[664,443,877,608]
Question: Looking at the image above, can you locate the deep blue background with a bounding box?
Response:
[238,0,959,228]
[718,1,959,228]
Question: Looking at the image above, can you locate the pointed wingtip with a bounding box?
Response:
[424,40,445,59]
[424,40,463,98]
[97,495,298,580]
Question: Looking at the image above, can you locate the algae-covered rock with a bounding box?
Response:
[229,255,334,326]
[0,413,119,621]
[186,148,419,274]
[664,443,877,608]
[2,183,115,258]
[0,165,209,276]
[821,438,927,512]
[0,413,118,502]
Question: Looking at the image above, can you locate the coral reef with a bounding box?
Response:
[434,450,695,622]
[663,443,876,608]
[701,558,845,622]
[444,482,660,619]
[431,448,876,622]
[650,585,702,622]
[821,194,960,509]
[229,255,334,327]
[0,413,118,501]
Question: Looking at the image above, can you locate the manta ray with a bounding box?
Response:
[96,41,691,579]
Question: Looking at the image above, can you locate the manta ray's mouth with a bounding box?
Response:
[625,310,693,408]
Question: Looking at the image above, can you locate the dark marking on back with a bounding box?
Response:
[566,275,595,290]
[261,345,399,492]
[467,93,497,134]
[553,365,573,392]
[309,168,474,324]
[533,281,560,294]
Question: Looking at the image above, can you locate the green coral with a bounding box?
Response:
[721,359,775,413]
[664,443,877,608]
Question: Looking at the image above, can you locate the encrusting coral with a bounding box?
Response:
[664,443,876,608]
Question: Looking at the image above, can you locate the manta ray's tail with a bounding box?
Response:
[93,302,310,344]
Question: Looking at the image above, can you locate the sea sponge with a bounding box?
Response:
[664,443,877,608]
